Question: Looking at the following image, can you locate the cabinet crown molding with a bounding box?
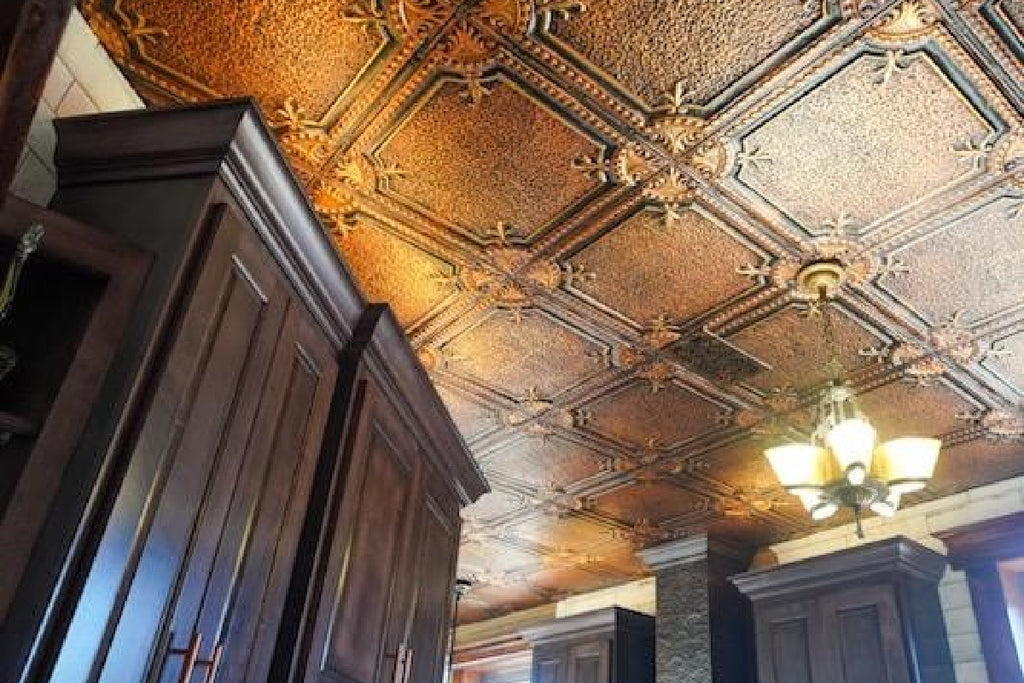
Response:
[731,536,947,601]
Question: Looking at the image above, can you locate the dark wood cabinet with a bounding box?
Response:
[291,306,472,683]
[733,536,956,683]
[0,100,486,683]
[520,608,654,683]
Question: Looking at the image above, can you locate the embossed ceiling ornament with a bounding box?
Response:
[87,0,1024,622]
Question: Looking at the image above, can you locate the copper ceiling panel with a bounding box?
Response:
[84,0,1024,621]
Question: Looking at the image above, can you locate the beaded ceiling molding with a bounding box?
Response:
[83,0,1024,622]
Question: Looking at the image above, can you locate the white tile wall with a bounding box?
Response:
[10,8,143,206]
[770,474,1024,683]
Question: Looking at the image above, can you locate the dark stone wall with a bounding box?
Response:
[653,552,754,683]
[655,560,712,683]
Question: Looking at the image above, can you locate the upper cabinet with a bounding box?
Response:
[733,536,956,683]
[0,100,486,683]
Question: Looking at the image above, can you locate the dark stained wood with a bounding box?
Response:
[404,494,462,683]
[521,607,654,683]
[937,513,1024,683]
[734,537,955,683]
[0,0,73,201]
[0,193,149,633]
[756,598,818,683]
[6,100,485,683]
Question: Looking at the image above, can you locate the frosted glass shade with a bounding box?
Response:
[876,437,941,493]
[765,443,826,491]
[826,417,876,472]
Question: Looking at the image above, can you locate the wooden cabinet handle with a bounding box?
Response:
[167,632,224,683]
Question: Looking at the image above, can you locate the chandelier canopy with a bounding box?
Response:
[763,261,941,537]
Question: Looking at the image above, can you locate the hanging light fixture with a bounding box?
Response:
[763,260,942,538]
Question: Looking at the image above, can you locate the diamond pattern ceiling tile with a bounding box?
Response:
[529,567,618,596]
[857,380,976,440]
[983,328,1024,395]
[83,0,1024,625]
[111,0,393,117]
[1003,0,1024,31]
[879,196,1024,325]
[442,308,608,399]
[728,305,884,391]
[435,383,499,443]
[929,438,1024,493]
[508,515,615,552]
[337,223,457,327]
[482,435,607,490]
[592,481,707,525]
[567,206,761,325]
[583,380,726,448]
[737,50,994,231]
[701,442,783,493]
[375,73,606,242]
[459,539,540,576]
[462,490,528,524]
[542,0,831,108]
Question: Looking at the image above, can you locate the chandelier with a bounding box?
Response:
[763,261,942,538]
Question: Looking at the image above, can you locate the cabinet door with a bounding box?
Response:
[401,490,461,683]
[532,648,565,683]
[819,585,911,683]
[755,599,821,683]
[48,206,291,683]
[153,301,338,683]
[302,376,421,683]
[566,641,609,683]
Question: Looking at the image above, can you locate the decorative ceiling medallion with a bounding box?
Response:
[866,0,940,44]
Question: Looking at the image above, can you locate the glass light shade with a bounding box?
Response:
[876,437,941,494]
[765,443,826,490]
[810,501,839,521]
[797,491,824,512]
[826,417,876,472]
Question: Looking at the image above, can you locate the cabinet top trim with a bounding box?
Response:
[731,535,947,601]
[53,99,365,348]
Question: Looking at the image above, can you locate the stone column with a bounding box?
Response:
[638,534,755,683]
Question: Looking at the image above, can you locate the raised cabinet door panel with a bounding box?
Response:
[755,599,820,683]
[533,652,565,683]
[566,641,609,683]
[51,206,290,683]
[304,378,420,683]
[152,301,338,683]
[820,585,911,683]
[403,491,461,683]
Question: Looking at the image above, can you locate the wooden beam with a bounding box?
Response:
[0,0,74,203]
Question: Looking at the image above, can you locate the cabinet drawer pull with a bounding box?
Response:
[167,632,224,683]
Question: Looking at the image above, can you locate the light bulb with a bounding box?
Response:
[826,417,876,472]
[846,463,866,486]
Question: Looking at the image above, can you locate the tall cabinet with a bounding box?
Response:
[732,536,956,683]
[520,608,655,683]
[0,100,486,683]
